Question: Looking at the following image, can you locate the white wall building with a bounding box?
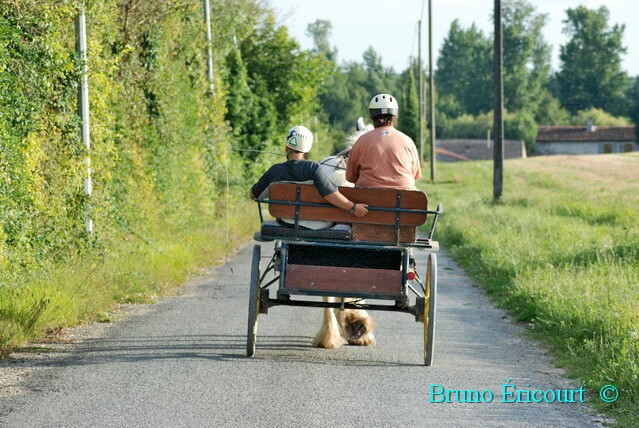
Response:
[536,124,638,155]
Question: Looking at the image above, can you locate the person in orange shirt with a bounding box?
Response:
[345,93,421,189]
[346,93,421,268]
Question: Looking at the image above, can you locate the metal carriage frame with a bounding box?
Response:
[247,183,442,366]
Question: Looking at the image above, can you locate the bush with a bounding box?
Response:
[439,112,492,140]
[569,107,632,126]
[505,111,538,153]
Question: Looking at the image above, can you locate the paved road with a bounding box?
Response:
[0,243,603,427]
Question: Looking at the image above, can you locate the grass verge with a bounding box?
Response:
[0,198,259,356]
[422,153,638,425]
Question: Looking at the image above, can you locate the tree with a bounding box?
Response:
[557,6,628,115]
[361,46,398,96]
[223,49,253,138]
[534,91,570,125]
[306,19,337,62]
[317,47,400,135]
[223,9,332,160]
[436,1,551,116]
[501,0,551,113]
[436,20,492,116]
[319,61,371,131]
[398,58,420,140]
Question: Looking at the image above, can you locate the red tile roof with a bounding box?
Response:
[537,126,637,142]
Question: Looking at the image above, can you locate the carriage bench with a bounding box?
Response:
[254,182,441,249]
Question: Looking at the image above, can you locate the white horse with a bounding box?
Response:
[313,118,377,349]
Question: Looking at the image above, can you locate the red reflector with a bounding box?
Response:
[407,271,416,281]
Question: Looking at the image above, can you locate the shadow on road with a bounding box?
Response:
[8,332,420,370]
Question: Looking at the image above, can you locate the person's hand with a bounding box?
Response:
[353,203,368,217]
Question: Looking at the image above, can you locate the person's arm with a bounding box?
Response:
[324,191,368,217]
[310,162,368,217]
[345,143,360,184]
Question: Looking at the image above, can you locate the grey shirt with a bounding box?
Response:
[251,160,338,198]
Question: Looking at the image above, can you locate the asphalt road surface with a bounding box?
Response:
[0,242,604,427]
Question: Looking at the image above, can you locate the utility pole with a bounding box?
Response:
[493,0,504,202]
[428,0,436,181]
[204,0,214,94]
[418,20,424,164]
[75,8,92,233]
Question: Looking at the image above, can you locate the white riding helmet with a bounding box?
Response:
[285,125,313,153]
[369,93,399,119]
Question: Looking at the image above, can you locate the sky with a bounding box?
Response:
[268,0,639,76]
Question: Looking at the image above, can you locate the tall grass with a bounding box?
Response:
[0,198,258,355]
[423,154,638,424]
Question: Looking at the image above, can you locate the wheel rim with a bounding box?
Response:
[247,245,261,357]
[424,253,437,366]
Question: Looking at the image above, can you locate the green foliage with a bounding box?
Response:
[436,1,550,119]
[438,110,537,151]
[502,0,550,114]
[320,61,370,133]
[436,20,492,116]
[504,110,538,153]
[439,112,493,140]
[306,19,337,62]
[361,47,399,97]
[318,44,402,138]
[238,15,331,130]
[0,2,84,265]
[534,91,571,125]
[397,59,420,141]
[568,108,632,127]
[557,6,628,115]
[224,12,332,161]
[425,155,639,425]
[223,46,277,161]
[0,0,323,354]
[436,94,465,120]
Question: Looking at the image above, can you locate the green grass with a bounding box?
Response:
[422,153,639,425]
[0,198,259,355]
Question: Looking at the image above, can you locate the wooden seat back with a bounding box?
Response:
[267,182,428,228]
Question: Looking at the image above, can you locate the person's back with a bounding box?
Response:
[346,126,420,189]
[345,94,421,189]
[251,159,334,200]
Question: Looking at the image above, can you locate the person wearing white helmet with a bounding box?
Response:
[346,93,421,190]
[250,125,368,227]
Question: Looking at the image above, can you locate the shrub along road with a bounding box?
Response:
[0,243,603,426]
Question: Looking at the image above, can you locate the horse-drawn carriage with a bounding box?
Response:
[248,182,442,365]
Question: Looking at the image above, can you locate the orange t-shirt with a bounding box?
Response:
[346,126,421,189]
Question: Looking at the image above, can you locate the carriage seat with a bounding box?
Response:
[258,221,351,242]
[255,183,429,245]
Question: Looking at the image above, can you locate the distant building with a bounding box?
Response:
[436,139,527,162]
[536,123,638,155]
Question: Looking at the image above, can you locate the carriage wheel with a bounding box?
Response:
[424,253,437,366]
[247,245,261,357]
